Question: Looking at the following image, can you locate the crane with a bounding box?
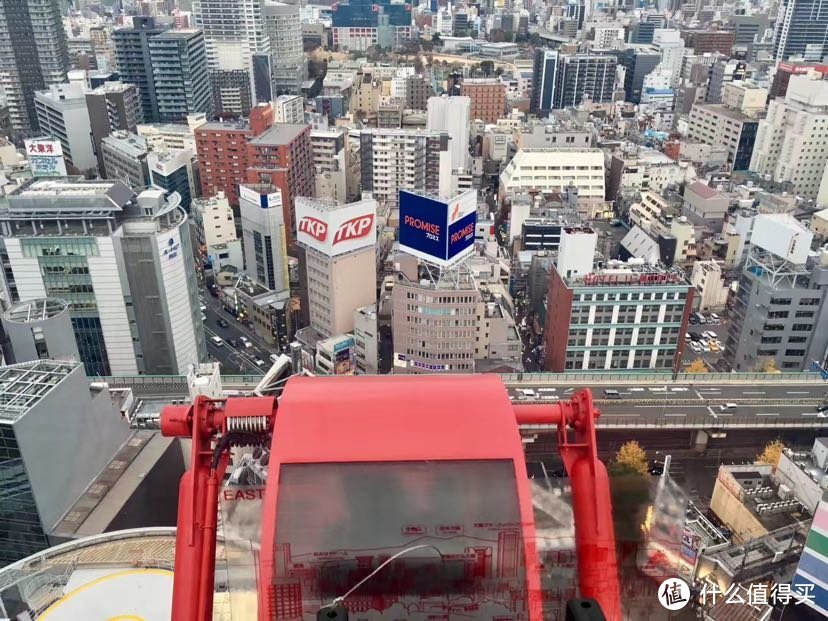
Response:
[161,375,621,620]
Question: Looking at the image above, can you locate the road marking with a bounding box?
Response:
[787,391,810,395]
[743,391,766,395]
[564,388,574,394]
[664,413,687,417]
[699,388,722,392]
[756,413,779,416]
[604,413,640,417]
[706,406,718,419]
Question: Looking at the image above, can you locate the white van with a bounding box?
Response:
[719,402,737,412]
[520,389,537,399]
[210,336,224,347]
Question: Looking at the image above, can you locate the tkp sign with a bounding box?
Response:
[295,198,377,257]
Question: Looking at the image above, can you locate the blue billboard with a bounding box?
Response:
[399,189,477,266]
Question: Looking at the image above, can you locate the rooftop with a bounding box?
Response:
[3,298,69,323]
[0,361,80,422]
[565,260,689,288]
[249,123,308,146]
[8,177,134,209]
[686,180,721,200]
[103,132,149,158]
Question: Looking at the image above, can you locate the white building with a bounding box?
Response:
[687,103,758,171]
[311,127,349,203]
[353,304,379,374]
[273,94,304,124]
[264,1,305,95]
[426,95,471,171]
[652,29,685,89]
[296,197,377,338]
[0,179,204,376]
[629,191,670,232]
[593,25,625,48]
[239,184,289,293]
[690,260,729,311]
[750,74,828,203]
[195,192,236,247]
[192,0,268,72]
[499,148,605,200]
[136,113,205,153]
[33,84,97,173]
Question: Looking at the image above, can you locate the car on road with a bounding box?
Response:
[200,304,207,312]
[217,318,229,329]
[227,338,238,348]
[239,336,252,348]
[210,336,224,347]
[201,313,207,322]
[253,357,266,367]
[719,403,738,412]
[604,389,620,399]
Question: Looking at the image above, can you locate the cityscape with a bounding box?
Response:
[0,0,827,619]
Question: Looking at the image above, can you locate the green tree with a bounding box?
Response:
[480,60,495,76]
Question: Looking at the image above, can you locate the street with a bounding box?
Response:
[201,287,274,376]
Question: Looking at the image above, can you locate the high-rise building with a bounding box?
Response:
[773,0,828,61]
[530,50,617,115]
[86,82,143,175]
[620,46,661,104]
[148,148,198,212]
[359,129,450,207]
[353,304,379,374]
[147,30,212,123]
[273,94,304,123]
[460,78,506,123]
[101,132,150,190]
[311,127,350,203]
[544,238,694,372]
[112,16,168,123]
[0,178,205,376]
[0,0,70,137]
[751,75,828,202]
[681,29,736,54]
[0,360,131,566]
[240,184,290,293]
[192,0,268,114]
[330,0,413,52]
[33,84,98,174]
[195,103,274,207]
[295,197,377,338]
[687,102,759,171]
[725,214,828,372]
[426,95,470,171]
[264,2,305,96]
[246,123,315,244]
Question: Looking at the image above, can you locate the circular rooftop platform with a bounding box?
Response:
[39,568,172,620]
[3,298,69,323]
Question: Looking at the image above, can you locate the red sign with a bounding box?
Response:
[333,214,374,245]
[582,272,682,286]
[298,216,328,242]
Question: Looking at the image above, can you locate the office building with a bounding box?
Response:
[750,75,828,202]
[101,132,150,190]
[629,21,656,44]
[391,266,522,374]
[147,30,212,123]
[311,127,349,203]
[331,0,413,52]
[273,94,304,124]
[33,84,97,174]
[531,50,617,115]
[112,16,168,122]
[770,61,828,98]
[0,360,131,565]
[296,197,377,338]
[725,215,828,372]
[544,249,694,372]
[148,148,198,212]
[191,192,243,271]
[687,103,759,171]
[499,149,605,200]
[246,123,315,244]
[461,78,507,123]
[192,0,269,114]
[240,184,290,293]
[195,103,274,206]
[594,25,625,48]
[773,0,828,61]
[86,82,143,174]
[681,29,736,54]
[359,129,450,207]
[0,0,70,137]
[0,178,205,376]
[620,47,661,104]
[264,2,305,96]
[1,298,81,365]
[426,95,471,171]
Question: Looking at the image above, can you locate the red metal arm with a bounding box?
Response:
[161,395,277,621]
[515,389,622,621]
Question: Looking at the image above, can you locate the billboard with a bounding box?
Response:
[295,197,377,257]
[333,336,354,375]
[399,189,477,267]
[239,184,282,210]
[24,139,67,177]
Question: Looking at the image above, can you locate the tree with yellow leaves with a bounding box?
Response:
[756,440,786,468]
[613,440,649,476]
[686,358,708,373]
[755,358,780,373]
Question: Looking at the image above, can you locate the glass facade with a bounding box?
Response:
[0,424,48,567]
[331,0,411,28]
[21,238,112,376]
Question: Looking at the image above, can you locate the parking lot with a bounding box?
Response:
[682,311,729,369]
